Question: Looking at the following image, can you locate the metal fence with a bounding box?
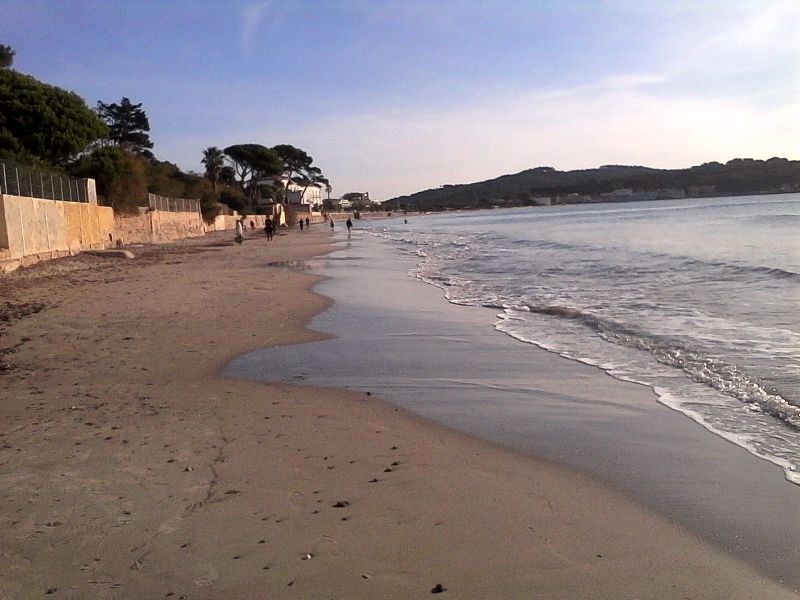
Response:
[147,193,200,213]
[0,160,89,202]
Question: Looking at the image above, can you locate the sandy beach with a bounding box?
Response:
[1,227,796,599]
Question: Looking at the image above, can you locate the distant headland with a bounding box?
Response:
[384,158,800,211]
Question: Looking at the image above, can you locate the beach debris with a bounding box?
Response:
[45,587,57,595]
[361,574,371,579]
[391,446,398,450]
[391,461,400,466]
[183,466,193,472]
[301,553,313,560]
[431,583,446,594]
[366,391,372,396]
[369,478,379,483]
[332,500,349,508]
[384,468,393,473]
[224,489,240,495]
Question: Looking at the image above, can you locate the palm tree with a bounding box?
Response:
[201,146,225,192]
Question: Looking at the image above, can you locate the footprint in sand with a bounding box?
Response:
[193,562,220,587]
[312,535,343,559]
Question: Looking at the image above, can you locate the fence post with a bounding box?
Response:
[50,175,54,199]
[28,170,33,197]
[59,177,64,200]
[15,167,20,196]
[1,163,6,195]
[40,173,45,199]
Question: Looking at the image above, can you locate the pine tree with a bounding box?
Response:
[96,97,154,157]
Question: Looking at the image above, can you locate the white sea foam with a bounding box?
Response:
[369,196,800,484]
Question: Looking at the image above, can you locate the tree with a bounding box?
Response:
[146,159,186,197]
[272,144,311,200]
[223,144,283,204]
[0,69,106,165]
[70,146,147,213]
[272,144,329,206]
[219,165,236,187]
[297,167,328,205]
[96,97,154,156]
[0,45,14,69]
[201,146,225,192]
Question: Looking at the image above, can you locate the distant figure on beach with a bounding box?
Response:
[330,219,334,230]
[346,217,353,238]
[235,219,244,244]
[264,218,274,241]
[249,220,255,231]
[299,219,304,231]
[305,217,310,228]
[404,218,408,224]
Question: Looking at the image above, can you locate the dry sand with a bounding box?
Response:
[0,227,795,599]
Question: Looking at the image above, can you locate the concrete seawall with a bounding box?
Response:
[0,193,115,272]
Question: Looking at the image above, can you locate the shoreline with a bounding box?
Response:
[228,227,800,589]
[1,228,796,598]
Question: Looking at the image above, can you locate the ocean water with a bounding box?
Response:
[369,194,800,484]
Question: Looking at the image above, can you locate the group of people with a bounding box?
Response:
[235,214,354,244]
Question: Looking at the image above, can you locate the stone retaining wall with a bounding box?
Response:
[0,193,114,272]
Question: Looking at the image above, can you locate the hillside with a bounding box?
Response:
[384,158,800,211]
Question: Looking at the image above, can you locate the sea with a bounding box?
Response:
[368,193,800,485]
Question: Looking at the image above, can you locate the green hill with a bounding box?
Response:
[384,158,800,211]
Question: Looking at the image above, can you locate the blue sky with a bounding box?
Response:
[4,0,799,199]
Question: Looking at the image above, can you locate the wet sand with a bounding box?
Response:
[1,228,796,599]
[228,231,800,589]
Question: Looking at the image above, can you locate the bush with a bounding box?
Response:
[70,147,147,214]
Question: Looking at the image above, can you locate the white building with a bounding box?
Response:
[256,176,325,210]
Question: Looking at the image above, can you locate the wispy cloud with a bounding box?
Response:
[273,74,799,199]
[241,2,271,50]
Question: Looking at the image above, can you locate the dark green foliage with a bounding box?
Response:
[146,160,187,197]
[70,147,147,213]
[223,144,283,187]
[201,146,225,191]
[0,69,106,165]
[272,144,326,204]
[218,189,247,213]
[199,189,222,223]
[0,45,15,68]
[273,144,312,177]
[220,165,236,187]
[96,97,154,156]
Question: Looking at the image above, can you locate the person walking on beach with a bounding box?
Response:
[330,218,334,230]
[346,217,353,238]
[305,217,310,228]
[299,219,304,232]
[264,218,274,241]
[234,218,244,244]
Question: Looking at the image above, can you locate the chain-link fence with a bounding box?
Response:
[148,193,200,213]
[0,160,89,202]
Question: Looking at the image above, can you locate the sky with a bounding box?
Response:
[4,0,799,200]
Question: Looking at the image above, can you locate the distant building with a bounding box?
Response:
[256,176,325,210]
[341,192,373,211]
